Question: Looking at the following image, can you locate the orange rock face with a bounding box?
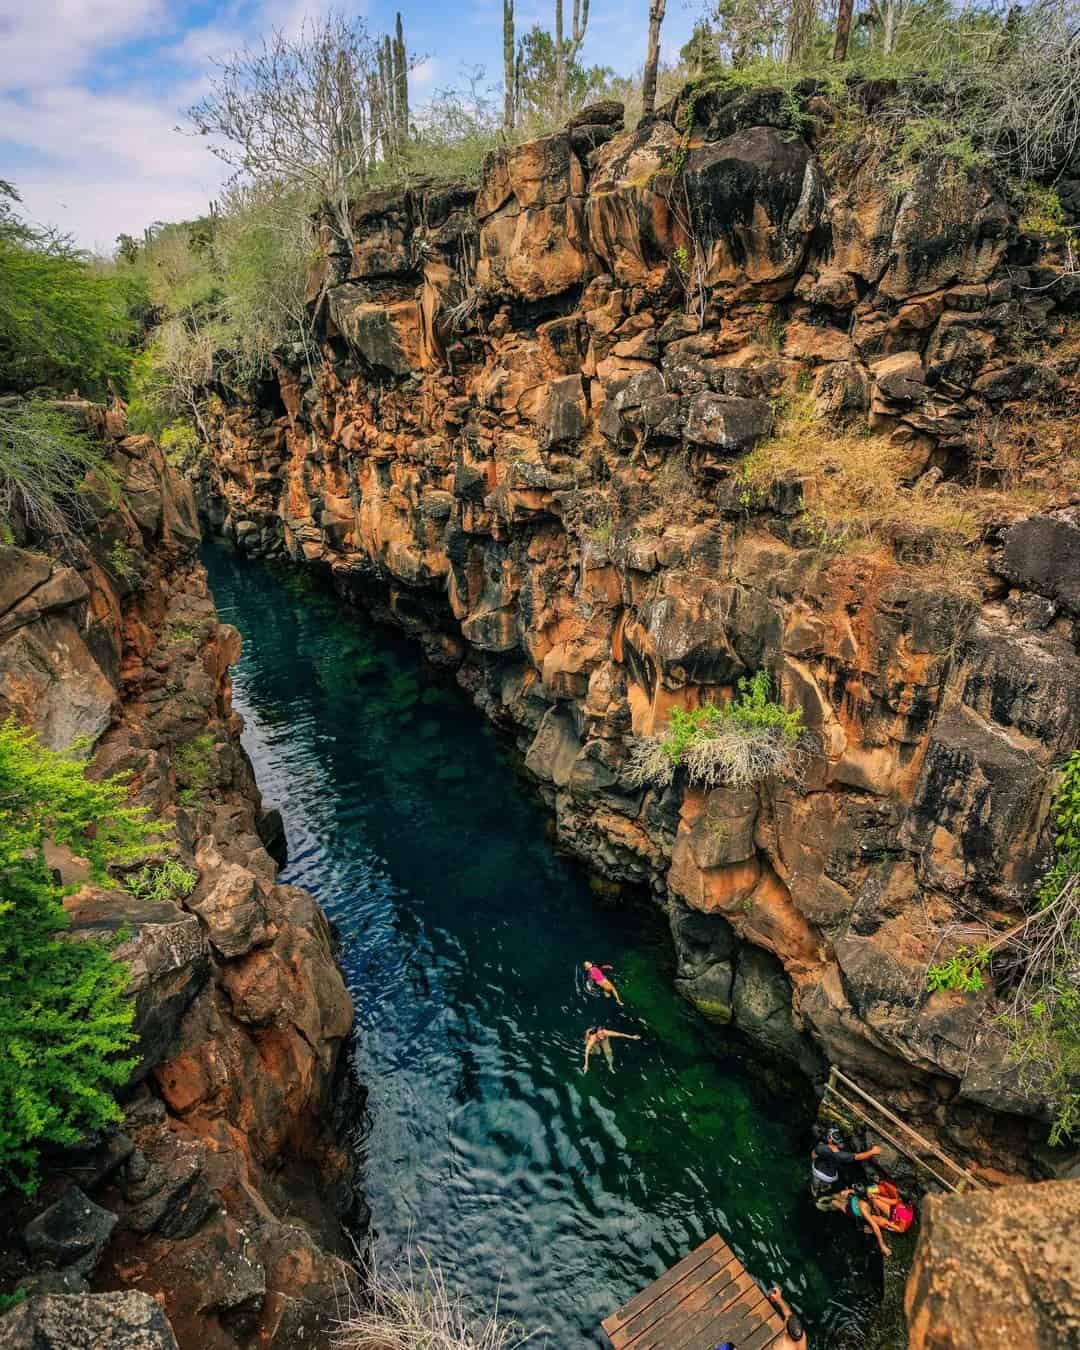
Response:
[191,90,1080,1179]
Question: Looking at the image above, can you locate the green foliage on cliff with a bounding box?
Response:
[627,672,806,792]
[0,181,143,398]
[0,719,157,1192]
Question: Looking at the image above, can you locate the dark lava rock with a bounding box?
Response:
[567,99,624,128]
[997,509,1080,616]
[0,1291,179,1349]
[22,1188,116,1278]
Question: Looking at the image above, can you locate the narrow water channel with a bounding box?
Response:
[203,540,880,1347]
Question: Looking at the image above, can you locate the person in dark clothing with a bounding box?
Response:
[810,1126,881,1204]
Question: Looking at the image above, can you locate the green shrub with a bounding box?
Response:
[127,858,198,903]
[626,671,806,791]
[0,718,156,1192]
[926,945,990,994]
[0,181,141,397]
[105,540,139,584]
[172,733,216,805]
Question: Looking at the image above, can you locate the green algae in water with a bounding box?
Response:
[203,540,883,1348]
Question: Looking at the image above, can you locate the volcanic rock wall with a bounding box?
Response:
[194,87,1080,1177]
[0,411,357,1348]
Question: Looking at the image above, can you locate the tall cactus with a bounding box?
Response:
[394,12,409,144]
[503,0,515,132]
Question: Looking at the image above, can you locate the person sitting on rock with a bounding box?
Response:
[866,1181,916,1235]
[766,1284,809,1347]
[582,1026,640,1074]
[582,960,624,1005]
[830,1186,895,1258]
[811,1126,881,1197]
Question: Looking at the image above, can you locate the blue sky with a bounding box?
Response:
[0,0,700,251]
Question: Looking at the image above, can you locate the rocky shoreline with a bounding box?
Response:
[0,411,361,1348]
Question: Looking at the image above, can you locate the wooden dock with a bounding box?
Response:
[600,1234,786,1350]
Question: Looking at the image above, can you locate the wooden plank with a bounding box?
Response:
[624,1263,749,1350]
[739,1320,785,1350]
[602,1235,725,1336]
[703,1286,772,1348]
[646,1269,758,1350]
[611,1253,741,1349]
[830,1067,985,1188]
[825,1085,961,1195]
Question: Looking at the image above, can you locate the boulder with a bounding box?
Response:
[187,862,269,960]
[22,1188,117,1278]
[670,901,737,1022]
[997,509,1080,616]
[685,393,772,451]
[905,1180,1080,1348]
[0,1291,179,1349]
[65,892,210,1083]
[732,944,822,1073]
[682,126,823,298]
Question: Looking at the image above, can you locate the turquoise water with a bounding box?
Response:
[203,541,880,1347]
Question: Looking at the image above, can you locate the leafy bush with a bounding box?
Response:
[127,858,198,903]
[0,401,108,541]
[105,540,139,584]
[172,733,216,805]
[0,718,156,1192]
[926,945,990,993]
[0,181,141,397]
[626,672,806,791]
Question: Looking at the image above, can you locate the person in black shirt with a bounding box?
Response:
[810,1126,881,1201]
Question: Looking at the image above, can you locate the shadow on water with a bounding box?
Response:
[203,540,883,1347]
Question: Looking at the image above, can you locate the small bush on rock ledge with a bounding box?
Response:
[626,672,806,792]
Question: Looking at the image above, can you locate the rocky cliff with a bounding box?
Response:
[192,85,1080,1178]
[905,1178,1080,1348]
[0,409,358,1347]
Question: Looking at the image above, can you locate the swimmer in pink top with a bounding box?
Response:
[582,960,623,1006]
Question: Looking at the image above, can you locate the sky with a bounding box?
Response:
[0,0,702,252]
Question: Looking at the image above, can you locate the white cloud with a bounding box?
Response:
[412,57,438,88]
[0,0,168,93]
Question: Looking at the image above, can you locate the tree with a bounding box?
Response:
[187,14,412,254]
[515,25,612,127]
[834,0,855,59]
[785,0,818,65]
[0,719,156,1193]
[503,0,516,131]
[642,0,668,117]
[0,182,140,397]
[554,0,591,121]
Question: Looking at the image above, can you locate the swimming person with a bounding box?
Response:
[830,1187,895,1258]
[582,960,624,1005]
[766,1284,809,1347]
[582,1026,640,1074]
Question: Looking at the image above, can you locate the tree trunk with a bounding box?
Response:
[833,0,855,59]
[785,0,815,66]
[554,0,566,122]
[882,0,900,54]
[641,0,667,117]
[503,0,515,131]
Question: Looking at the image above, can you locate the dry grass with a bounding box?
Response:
[735,394,1079,593]
[332,1248,546,1350]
